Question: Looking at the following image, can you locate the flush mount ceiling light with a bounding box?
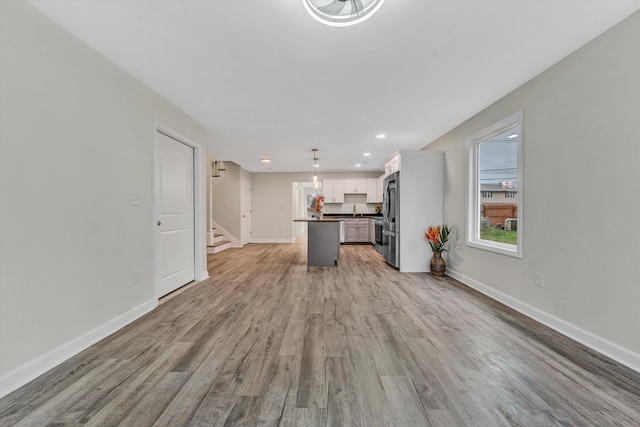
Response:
[303,0,385,27]
[261,157,272,163]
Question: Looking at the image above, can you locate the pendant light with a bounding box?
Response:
[312,149,319,189]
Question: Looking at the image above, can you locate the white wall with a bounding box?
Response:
[425,11,640,369]
[0,1,207,392]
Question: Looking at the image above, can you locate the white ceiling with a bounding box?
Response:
[27,0,640,173]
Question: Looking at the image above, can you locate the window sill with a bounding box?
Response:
[466,239,522,259]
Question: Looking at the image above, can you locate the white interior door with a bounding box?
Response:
[241,178,252,246]
[155,131,195,297]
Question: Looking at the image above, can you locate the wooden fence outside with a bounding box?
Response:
[481,204,517,226]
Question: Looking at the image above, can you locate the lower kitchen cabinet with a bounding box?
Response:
[344,218,370,243]
[345,221,357,242]
[370,219,375,244]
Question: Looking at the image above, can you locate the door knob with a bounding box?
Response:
[157,221,161,226]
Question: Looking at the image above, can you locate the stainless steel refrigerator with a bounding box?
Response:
[382,171,400,267]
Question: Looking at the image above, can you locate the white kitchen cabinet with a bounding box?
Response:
[343,179,368,194]
[324,178,382,202]
[345,220,357,242]
[343,179,355,193]
[384,153,400,176]
[358,179,369,194]
[367,179,382,203]
[322,179,344,203]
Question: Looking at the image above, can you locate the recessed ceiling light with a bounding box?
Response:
[376,134,386,139]
[355,164,361,167]
[313,164,319,168]
[363,152,371,156]
[261,157,272,163]
[508,134,518,139]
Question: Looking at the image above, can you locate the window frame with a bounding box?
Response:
[467,111,524,258]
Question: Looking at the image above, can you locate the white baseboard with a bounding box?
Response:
[0,299,157,398]
[445,268,640,374]
[251,239,296,244]
[197,271,209,281]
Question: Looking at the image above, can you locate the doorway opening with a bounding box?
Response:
[293,182,323,238]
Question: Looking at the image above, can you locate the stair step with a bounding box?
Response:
[207,240,231,254]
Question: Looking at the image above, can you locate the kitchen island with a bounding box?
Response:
[293,218,341,266]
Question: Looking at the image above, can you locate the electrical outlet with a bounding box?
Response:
[133,271,141,285]
[130,193,141,206]
[535,272,544,287]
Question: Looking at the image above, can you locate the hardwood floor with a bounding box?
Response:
[1,238,639,426]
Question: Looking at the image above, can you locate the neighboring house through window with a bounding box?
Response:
[467,111,523,258]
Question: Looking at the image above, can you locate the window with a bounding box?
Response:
[467,111,523,258]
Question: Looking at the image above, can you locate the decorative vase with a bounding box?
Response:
[430,251,446,276]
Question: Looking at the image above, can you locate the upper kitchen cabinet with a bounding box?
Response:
[322,179,344,203]
[323,178,382,203]
[384,153,400,177]
[343,179,369,194]
[367,179,382,203]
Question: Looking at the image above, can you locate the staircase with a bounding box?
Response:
[207,227,231,254]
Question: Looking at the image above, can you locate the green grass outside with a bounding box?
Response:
[480,227,517,245]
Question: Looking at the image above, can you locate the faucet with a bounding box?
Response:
[353,204,356,217]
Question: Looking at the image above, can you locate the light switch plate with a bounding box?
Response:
[130,193,141,206]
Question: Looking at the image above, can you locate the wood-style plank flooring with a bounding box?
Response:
[2,238,640,426]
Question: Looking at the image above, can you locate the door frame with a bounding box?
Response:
[153,122,208,299]
[241,177,252,246]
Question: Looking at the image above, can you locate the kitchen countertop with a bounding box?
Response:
[294,218,342,222]
[322,214,382,218]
